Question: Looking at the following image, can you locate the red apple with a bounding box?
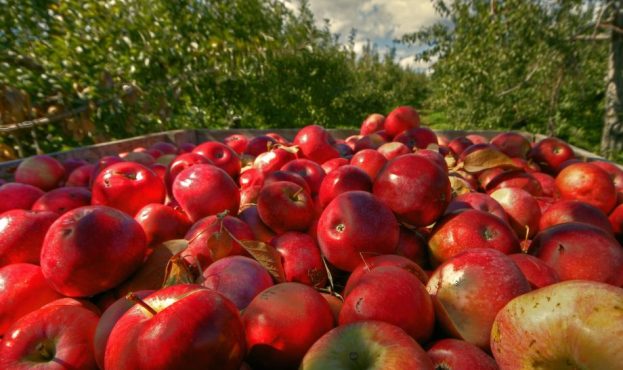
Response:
[374,154,451,227]
[193,141,241,179]
[223,133,250,154]
[0,263,63,337]
[0,182,44,213]
[465,134,489,144]
[529,137,575,174]
[0,302,99,369]
[444,192,508,222]
[105,284,246,370]
[150,141,178,155]
[0,209,58,266]
[321,157,349,174]
[134,203,192,246]
[201,255,274,310]
[253,147,297,175]
[610,203,623,241]
[509,253,560,289]
[531,222,623,286]
[531,171,556,197]
[92,161,166,216]
[490,132,532,159]
[257,181,315,234]
[41,205,148,297]
[555,162,617,214]
[165,152,212,194]
[491,280,623,369]
[489,187,541,239]
[300,321,434,370]
[238,205,276,243]
[89,155,124,188]
[448,136,474,156]
[172,164,240,222]
[427,248,531,349]
[353,133,386,152]
[394,127,438,150]
[429,209,521,266]
[31,186,91,214]
[242,282,334,370]
[270,232,327,287]
[539,199,613,234]
[14,155,66,191]
[485,170,543,196]
[360,113,385,135]
[65,163,95,187]
[264,170,311,195]
[350,149,387,180]
[376,141,410,160]
[317,191,399,271]
[93,290,154,369]
[281,158,326,195]
[394,226,430,268]
[427,338,499,370]
[121,151,156,166]
[318,165,372,209]
[384,106,421,138]
[244,135,278,157]
[293,125,339,164]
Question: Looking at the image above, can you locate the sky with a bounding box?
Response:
[281,0,444,72]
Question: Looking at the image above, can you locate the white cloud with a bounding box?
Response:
[280,0,443,70]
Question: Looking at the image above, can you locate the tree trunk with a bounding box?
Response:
[601,1,623,159]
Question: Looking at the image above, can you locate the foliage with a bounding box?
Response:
[0,0,428,156]
[402,0,609,157]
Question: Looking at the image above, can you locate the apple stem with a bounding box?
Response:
[126,292,157,316]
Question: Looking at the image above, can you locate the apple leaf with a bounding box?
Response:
[116,239,189,296]
[207,230,234,261]
[162,252,199,288]
[449,174,473,197]
[238,239,286,283]
[461,147,518,173]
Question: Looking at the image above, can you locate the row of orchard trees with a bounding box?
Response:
[403,0,623,161]
[0,0,428,156]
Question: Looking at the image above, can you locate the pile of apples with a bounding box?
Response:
[1,105,623,369]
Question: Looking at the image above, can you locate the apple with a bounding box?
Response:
[243,282,334,370]
[244,135,278,157]
[448,136,474,156]
[530,171,556,197]
[0,302,99,369]
[0,209,58,266]
[31,186,91,214]
[384,105,421,138]
[122,151,156,166]
[0,263,63,337]
[238,205,276,243]
[427,338,499,370]
[223,133,250,154]
[489,187,541,239]
[531,222,623,286]
[374,153,451,227]
[509,253,560,289]
[0,183,44,213]
[184,214,254,270]
[281,158,326,195]
[264,170,311,195]
[427,248,531,350]
[293,124,339,164]
[485,170,543,196]
[193,141,241,179]
[394,226,430,268]
[555,162,617,214]
[353,133,386,152]
[270,231,327,287]
[150,141,178,155]
[321,157,349,174]
[92,161,166,216]
[257,181,315,234]
[134,203,192,246]
[491,280,623,369]
[179,142,196,153]
[444,192,508,222]
[465,134,489,144]
[376,141,410,160]
[164,152,212,194]
[317,165,372,209]
[14,154,66,191]
[610,203,623,241]
[40,205,148,297]
[429,209,520,266]
[350,149,387,180]
[360,113,385,135]
[201,255,274,310]
[393,127,438,150]
[253,146,297,175]
[539,199,613,234]
[93,289,155,369]
[317,191,399,271]
[490,132,532,159]
[172,164,240,222]
[529,137,575,174]
[300,321,434,370]
[65,163,95,187]
[343,254,429,298]
[105,284,246,370]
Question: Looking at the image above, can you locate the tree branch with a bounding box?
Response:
[600,22,623,35]
[497,64,540,97]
